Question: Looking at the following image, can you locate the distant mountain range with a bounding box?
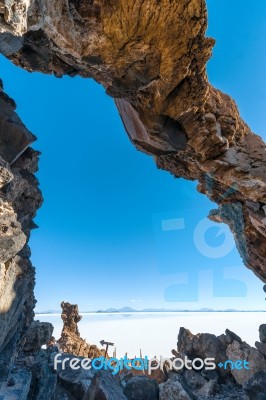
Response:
[35,307,265,314]
[94,307,265,313]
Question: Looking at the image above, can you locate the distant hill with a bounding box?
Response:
[94,306,259,313]
[35,309,61,314]
[97,306,138,313]
[36,307,265,314]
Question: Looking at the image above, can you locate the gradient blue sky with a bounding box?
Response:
[0,0,265,311]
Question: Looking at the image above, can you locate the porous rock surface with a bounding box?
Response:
[0,0,265,281]
[22,320,53,352]
[226,340,266,386]
[58,301,104,358]
[2,324,265,399]
[0,0,266,398]
[0,0,265,359]
[0,82,42,362]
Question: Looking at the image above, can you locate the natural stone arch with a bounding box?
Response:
[0,0,265,362]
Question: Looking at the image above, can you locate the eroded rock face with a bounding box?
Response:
[226,340,266,386]
[259,324,266,343]
[177,326,266,392]
[0,84,42,363]
[0,0,264,280]
[22,320,53,352]
[177,327,227,367]
[0,319,265,399]
[57,301,104,358]
[0,0,265,397]
[0,86,36,164]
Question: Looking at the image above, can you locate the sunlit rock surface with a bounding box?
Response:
[58,301,104,358]
[0,0,264,280]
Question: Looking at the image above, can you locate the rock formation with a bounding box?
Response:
[259,324,266,343]
[0,0,265,356]
[0,0,266,398]
[226,340,266,386]
[22,320,53,353]
[58,301,104,358]
[1,323,266,399]
[0,0,265,281]
[0,82,42,366]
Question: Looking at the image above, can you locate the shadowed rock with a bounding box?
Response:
[255,341,266,357]
[259,324,266,343]
[22,321,53,353]
[243,371,266,400]
[123,376,159,400]
[0,88,36,164]
[84,370,127,400]
[54,353,127,400]
[0,370,32,400]
[159,377,197,400]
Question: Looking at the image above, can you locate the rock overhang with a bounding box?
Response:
[0,0,265,365]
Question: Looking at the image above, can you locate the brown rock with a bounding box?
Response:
[0,1,265,395]
[0,0,264,281]
[0,83,42,360]
[177,327,227,365]
[57,301,104,358]
[220,329,243,345]
[0,156,13,188]
[226,341,266,386]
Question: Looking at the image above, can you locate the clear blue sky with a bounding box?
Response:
[0,0,265,311]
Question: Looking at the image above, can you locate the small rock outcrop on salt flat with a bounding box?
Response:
[58,301,104,358]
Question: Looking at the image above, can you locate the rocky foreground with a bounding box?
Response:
[1,302,266,399]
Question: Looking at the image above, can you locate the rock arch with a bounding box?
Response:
[0,0,265,360]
